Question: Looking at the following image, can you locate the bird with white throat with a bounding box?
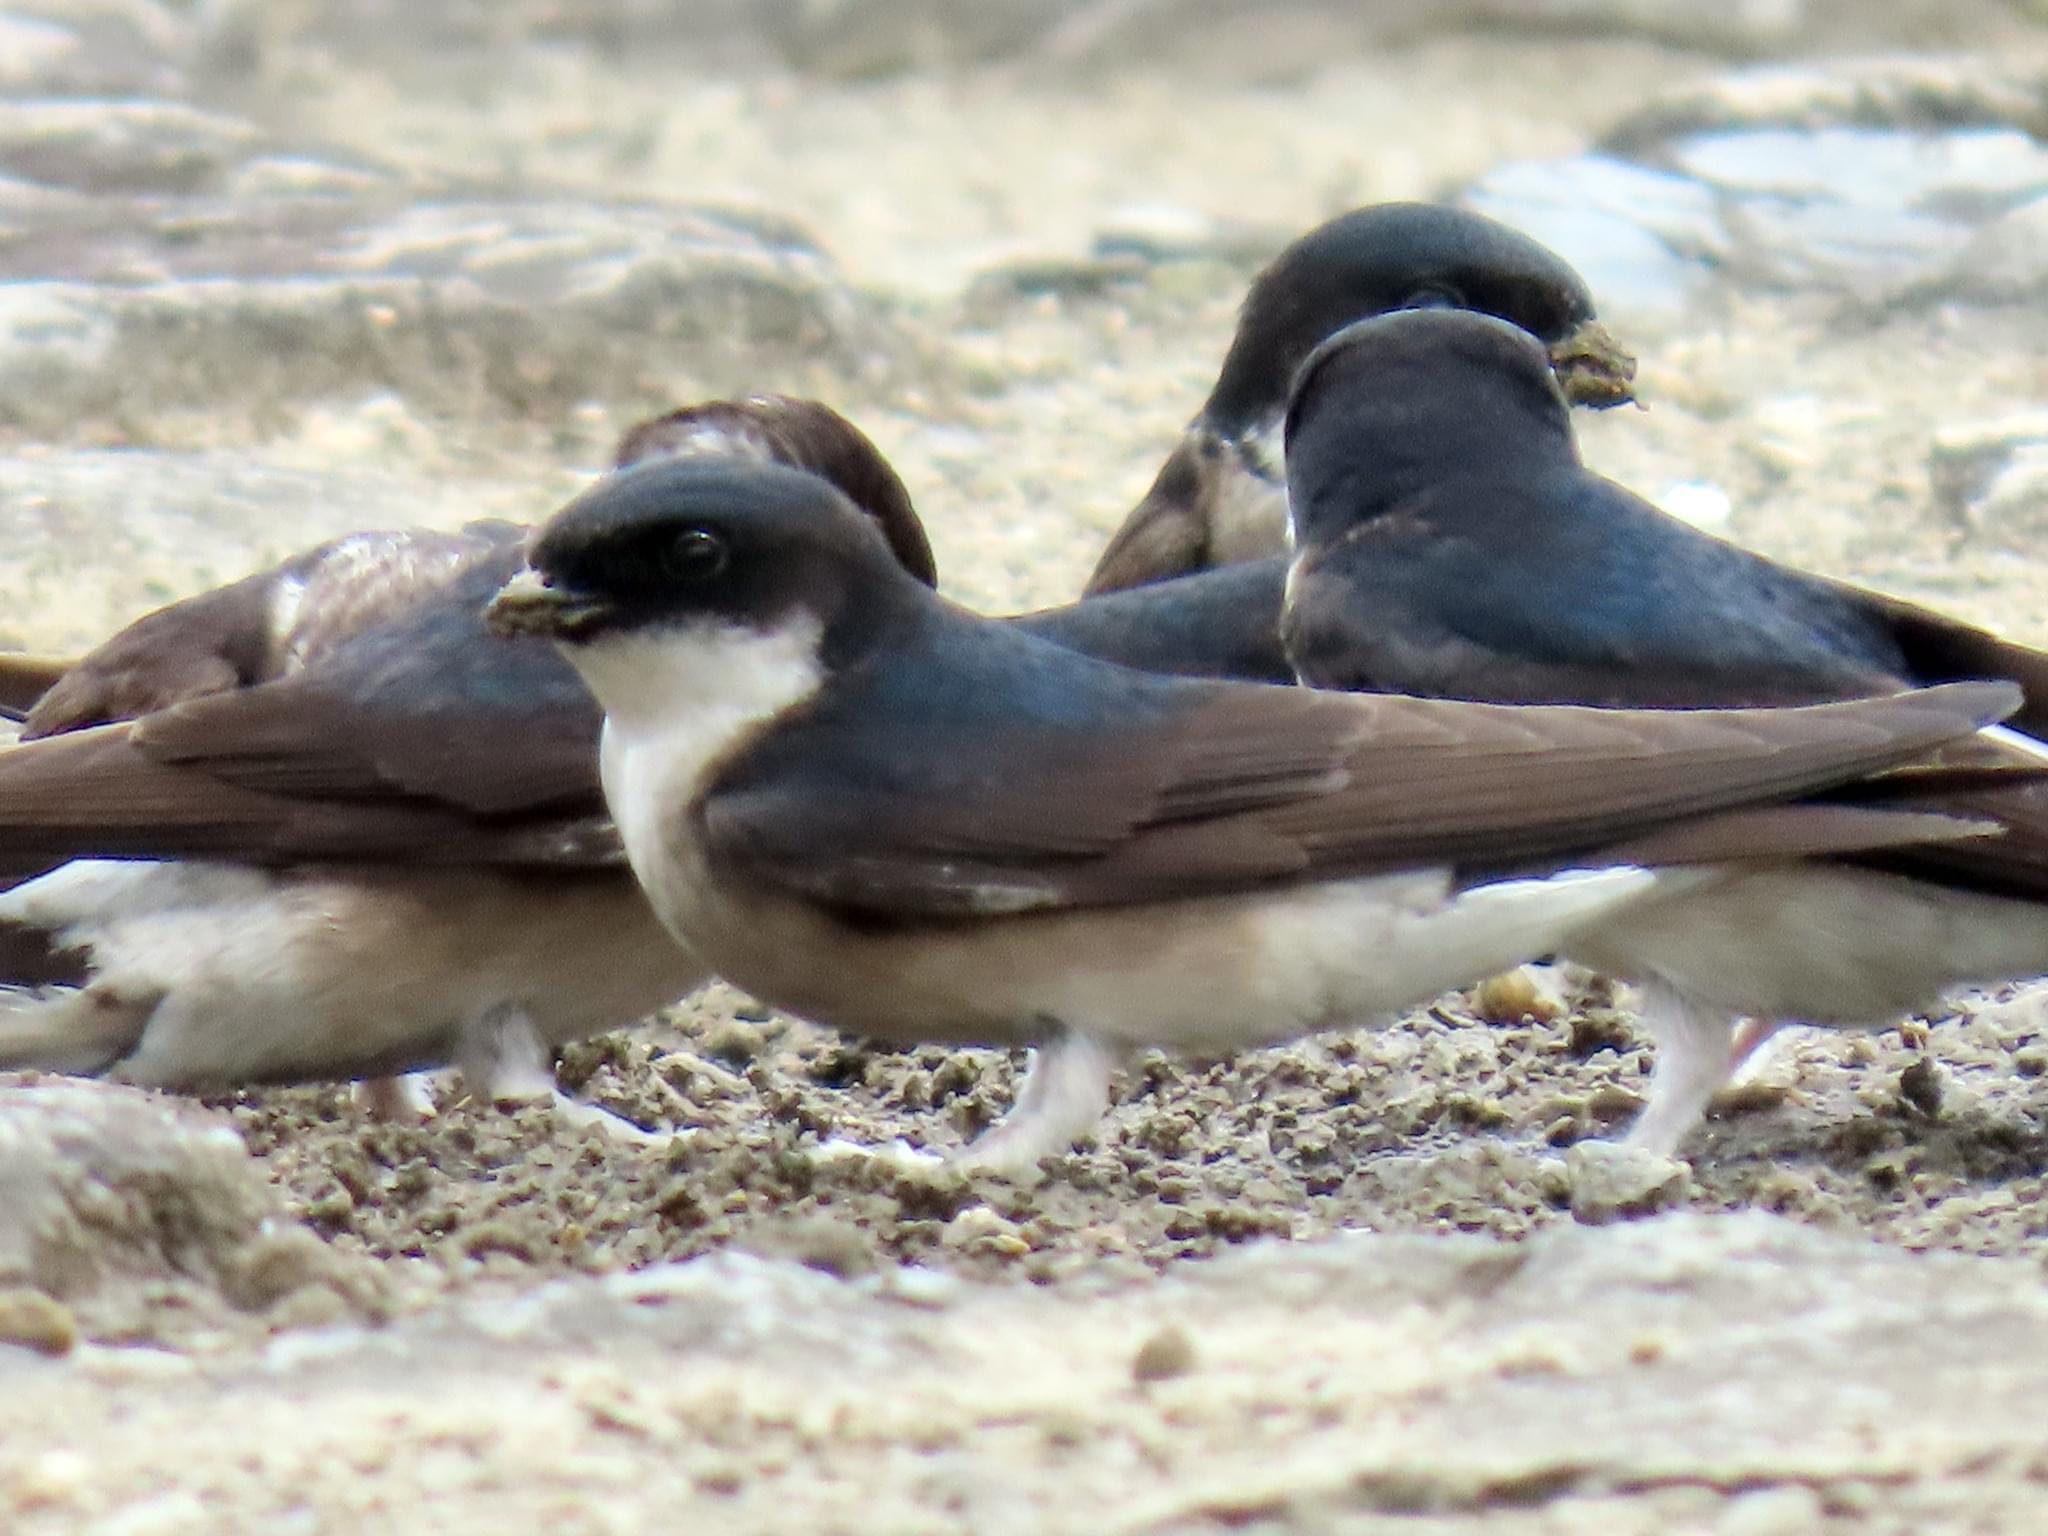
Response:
[489,456,2025,1174]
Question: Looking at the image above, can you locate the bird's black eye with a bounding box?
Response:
[1400,284,1465,311]
[663,526,728,583]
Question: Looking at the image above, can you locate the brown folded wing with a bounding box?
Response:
[1081,434,1226,596]
[22,524,524,738]
[0,719,617,869]
[700,680,2019,921]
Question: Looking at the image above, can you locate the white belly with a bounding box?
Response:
[1571,863,2048,1024]
[586,616,830,962]
[580,615,1683,1058]
[0,859,705,1084]
[626,819,1675,1055]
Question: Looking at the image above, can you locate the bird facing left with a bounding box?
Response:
[491,455,2022,1173]
[0,396,935,1131]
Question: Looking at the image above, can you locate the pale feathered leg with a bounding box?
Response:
[456,1003,679,1146]
[1623,983,1740,1157]
[814,1030,1123,1178]
[952,1030,1122,1176]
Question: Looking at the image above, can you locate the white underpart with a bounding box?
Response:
[577,616,830,947]
[567,616,1693,1167]
[0,859,706,1095]
[1572,863,2048,1154]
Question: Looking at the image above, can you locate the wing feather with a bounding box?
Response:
[699,630,2020,920]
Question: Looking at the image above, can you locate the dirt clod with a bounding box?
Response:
[1566,1143,1693,1224]
[0,1290,76,1357]
[1132,1322,1198,1383]
[1898,1058,1947,1119]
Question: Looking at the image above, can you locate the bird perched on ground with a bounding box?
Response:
[0,388,1376,1119]
[1080,201,1638,597]
[0,385,1355,1126]
[488,455,2018,1172]
[0,397,936,1126]
[1279,306,2048,1152]
[0,203,1660,1135]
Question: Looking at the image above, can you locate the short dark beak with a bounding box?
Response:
[485,568,612,639]
[1547,318,1639,410]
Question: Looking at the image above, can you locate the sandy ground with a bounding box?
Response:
[9,8,2048,1533]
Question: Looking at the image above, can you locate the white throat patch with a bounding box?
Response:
[570,617,826,904]
[567,616,824,742]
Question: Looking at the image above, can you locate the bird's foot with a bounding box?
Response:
[810,1032,1122,1181]
[457,1004,690,1148]
[539,1089,690,1148]
[950,1031,1122,1178]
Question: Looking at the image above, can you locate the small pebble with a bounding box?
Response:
[1707,1081,1792,1119]
[1472,968,1560,1025]
[0,1288,77,1357]
[744,1214,875,1280]
[944,1205,1030,1258]
[1565,1143,1691,1225]
[1896,1058,1945,1119]
[703,1019,765,1065]
[1585,1084,1647,1123]
[1132,1323,1197,1384]
[1627,1332,1669,1364]
[693,1458,747,1496]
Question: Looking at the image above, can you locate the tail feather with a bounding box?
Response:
[0,984,140,1076]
